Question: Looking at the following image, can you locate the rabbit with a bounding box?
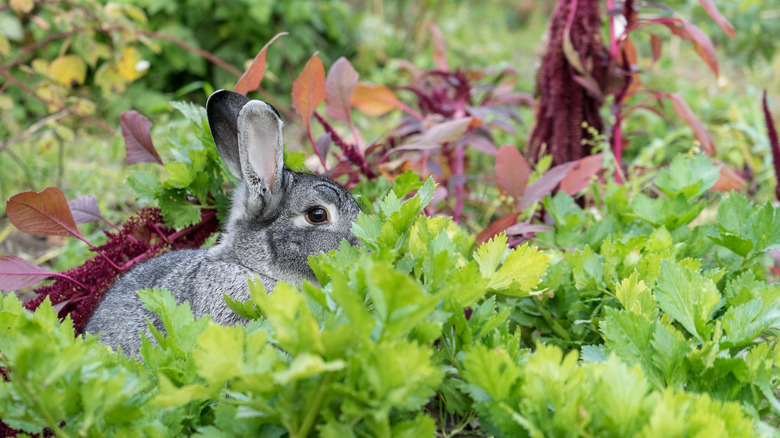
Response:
[85,89,361,357]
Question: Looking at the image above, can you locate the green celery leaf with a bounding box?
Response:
[653,260,721,342]
[654,154,720,201]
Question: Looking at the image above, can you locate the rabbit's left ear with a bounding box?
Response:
[237,100,284,198]
[207,89,250,179]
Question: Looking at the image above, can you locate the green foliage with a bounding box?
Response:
[3,156,780,435]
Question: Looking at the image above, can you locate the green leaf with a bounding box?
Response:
[476,239,550,295]
[273,353,345,385]
[461,343,522,401]
[721,298,780,348]
[653,260,721,342]
[615,271,658,319]
[391,169,424,199]
[655,154,720,201]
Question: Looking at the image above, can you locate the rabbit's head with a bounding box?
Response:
[206,89,360,285]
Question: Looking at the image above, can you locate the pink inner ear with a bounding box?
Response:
[238,101,283,195]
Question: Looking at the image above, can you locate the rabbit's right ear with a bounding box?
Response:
[207,89,250,179]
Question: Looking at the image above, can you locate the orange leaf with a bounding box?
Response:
[650,33,663,63]
[292,53,326,127]
[560,153,603,195]
[667,93,716,155]
[711,160,746,191]
[698,0,736,39]
[325,57,359,123]
[7,187,79,238]
[234,32,287,95]
[496,145,530,199]
[351,83,402,116]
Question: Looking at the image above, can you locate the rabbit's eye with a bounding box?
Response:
[306,207,329,224]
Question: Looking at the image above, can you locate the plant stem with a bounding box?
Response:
[295,373,335,438]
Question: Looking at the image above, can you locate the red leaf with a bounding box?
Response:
[496,145,530,199]
[292,53,327,128]
[325,57,359,123]
[120,111,162,165]
[518,162,576,211]
[7,187,79,237]
[698,0,736,38]
[476,213,520,245]
[427,22,448,70]
[68,194,104,224]
[763,90,780,202]
[650,33,663,63]
[351,83,403,116]
[560,153,603,195]
[0,256,55,291]
[711,159,746,191]
[505,222,552,236]
[234,32,287,95]
[680,19,719,77]
[316,132,332,158]
[666,93,716,155]
[422,118,472,144]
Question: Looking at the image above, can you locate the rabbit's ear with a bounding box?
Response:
[207,89,250,179]
[236,100,284,198]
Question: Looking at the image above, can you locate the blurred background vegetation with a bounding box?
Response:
[1,0,779,269]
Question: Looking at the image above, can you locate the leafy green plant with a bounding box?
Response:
[2,161,779,435]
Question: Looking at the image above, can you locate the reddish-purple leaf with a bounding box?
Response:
[666,93,716,155]
[234,32,287,95]
[120,111,162,165]
[7,187,79,238]
[496,145,530,199]
[572,74,603,99]
[325,57,359,123]
[0,255,55,291]
[292,53,327,129]
[680,18,719,77]
[423,118,472,144]
[518,162,577,211]
[560,153,603,195]
[476,213,520,245]
[316,132,332,159]
[427,22,448,70]
[763,90,780,201]
[68,194,104,224]
[505,222,552,236]
[650,33,663,63]
[698,0,736,39]
[467,133,498,156]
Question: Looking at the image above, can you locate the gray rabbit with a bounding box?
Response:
[85,89,361,357]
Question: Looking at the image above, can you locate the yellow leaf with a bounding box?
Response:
[31,58,49,75]
[118,47,147,81]
[95,63,126,94]
[69,98,95,116]
[121,4,148,23]
[0,34,9,56]
[35,84,66,112]
[10,0,33,13]
[0,95,14,110]
[49,55,87,87]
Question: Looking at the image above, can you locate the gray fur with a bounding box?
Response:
[85,90,360,357]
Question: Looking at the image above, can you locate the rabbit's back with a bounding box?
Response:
[85,249,271,357]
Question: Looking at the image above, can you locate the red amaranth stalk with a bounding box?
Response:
[22,208,219,333]
[763,91,780,201]
[313,112,378,179]
[526,0,607,167]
